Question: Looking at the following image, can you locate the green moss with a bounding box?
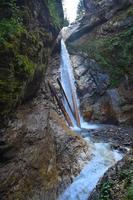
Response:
[0,18,25,43]
[0,4,33,118]
[0,0,62,120]
[47,0,62,29]
[15,55,35,78]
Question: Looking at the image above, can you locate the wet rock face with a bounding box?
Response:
[69,52,133,125]
[70,54,118,124]
[71,54,109,98]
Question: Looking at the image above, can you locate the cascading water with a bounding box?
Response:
[58,141,122,200]
[58,40,123,200]
[60,39,81,128]
[60,39,98,130]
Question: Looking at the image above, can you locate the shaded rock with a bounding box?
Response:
[0,0,64,122]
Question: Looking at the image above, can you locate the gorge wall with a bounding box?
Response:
[67,0,133,125]
[0,2,92,200]
[0,0,63,123]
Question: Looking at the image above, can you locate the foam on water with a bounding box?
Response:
[58,142,123,200]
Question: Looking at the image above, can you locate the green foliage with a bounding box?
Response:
[126,183,133,200]
[47,0,62,29]
[0,1,35,118]
[0,18,25,43]
[0,0,25,44]
[70,26,133,87]
[0,0,22,20]
[0,0,62,119]
[15,55,35,79]
[99,181,113,200]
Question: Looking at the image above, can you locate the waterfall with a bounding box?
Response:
[60,39,81,128]
[58,39,123,200]
[60,39,98,130]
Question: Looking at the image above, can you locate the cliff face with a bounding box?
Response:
[84,0,133,17]
[0,0,63,122]
[67,0,133,125]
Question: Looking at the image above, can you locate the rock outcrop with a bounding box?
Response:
[0,71,91,200]
[66,0,133,125]
[0,0,64,123]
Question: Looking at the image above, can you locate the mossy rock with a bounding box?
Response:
[0,0,63,122]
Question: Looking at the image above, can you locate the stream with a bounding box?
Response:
[57,38,123,200]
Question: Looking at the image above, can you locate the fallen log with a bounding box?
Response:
[71,89,81,128]
[57,78,76,120]
[66,75,81,128]
[48,81,73,127]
